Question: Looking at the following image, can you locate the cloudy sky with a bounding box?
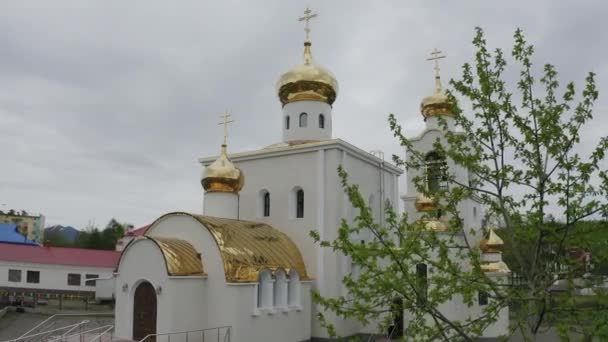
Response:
[1,1,606,229]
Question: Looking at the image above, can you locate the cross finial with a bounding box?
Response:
[218,111,234,146]
[299,7,318,42]
[426,48,446,92]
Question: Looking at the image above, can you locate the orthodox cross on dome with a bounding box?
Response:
[218,111,234,146]
[426,48,446,93]
[299,7,318,42]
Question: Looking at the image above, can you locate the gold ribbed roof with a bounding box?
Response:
[120,236,205,276]
[147,212,310,283]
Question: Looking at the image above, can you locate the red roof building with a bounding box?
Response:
[0,242,120,268]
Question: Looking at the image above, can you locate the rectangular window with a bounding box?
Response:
[8,269,22,282]
[26,271,40,284]
[67,273,81,286]
[478,291,489,306]
[416,263,428,305]
[85,274,99,287]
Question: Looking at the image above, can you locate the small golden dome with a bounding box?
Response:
[420,219,448,232]
[479,228,504,253]
[421,88,453,119]
[201,145,244,193]
[481,261,510,273]
[415,193,437,212]
[277,42,338,107]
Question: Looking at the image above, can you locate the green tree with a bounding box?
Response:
[312,27,608,341]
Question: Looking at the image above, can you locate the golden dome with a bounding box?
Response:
[277,42,338,107]
[420,219,448,232]
[421,91,453,118]
[415,193,437,212]
[481,261,510,273]
[421,48,454,119]
[479,228,504,253]
[201,144,244,193]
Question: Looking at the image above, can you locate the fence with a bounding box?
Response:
[139,327,232,342]
[0,290,112,312]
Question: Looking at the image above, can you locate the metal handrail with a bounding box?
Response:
[86,325,114,342]
[140,326,232,342]
[17,313,113,339]
[4,322,87,342]
[61,320,90,337]
[47,325,114,342]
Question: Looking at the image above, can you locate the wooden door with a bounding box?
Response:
[133,282,157,341]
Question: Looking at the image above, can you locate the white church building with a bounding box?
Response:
[113,8,509,342]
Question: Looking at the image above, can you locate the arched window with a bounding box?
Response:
[299,113,308,127]
[257,270,273,309]
[416,263,428,305]
[285,116,290,130]
[288,270,300,307]
[319,114,325,128]
[296,189,304,218]
[425,151,448,193]
[274,269,287,308]
[263,192,270,217]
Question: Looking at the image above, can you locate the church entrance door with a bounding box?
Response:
[133,281,157,341]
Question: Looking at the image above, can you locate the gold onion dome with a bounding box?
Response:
[276,41,339,107]
[415,193,437,212]
[479,228,505,253]
[420,90,453,119]
[421,48,454,119]
[201,144,244,193]
[421,219,448,232]
[481,261,510,273]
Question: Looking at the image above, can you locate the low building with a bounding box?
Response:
[0,243,120,298]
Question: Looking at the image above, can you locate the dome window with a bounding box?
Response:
[285,116,290,130]
[319,114,325,128]
[299,113,308,127]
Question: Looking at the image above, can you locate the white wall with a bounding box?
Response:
[0,261,114,293]
[282,100,332,142]
[219,143,400,339]
[114,238,208,340]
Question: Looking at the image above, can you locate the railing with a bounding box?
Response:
[140,327,231,342]
[3,322,89,342]
[6,313,114,342]
[86,325,114,342]
[47,325,114,342]
[16,313,112,339]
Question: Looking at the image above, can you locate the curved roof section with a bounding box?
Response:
[148,212,310,283]
[121,236,205,277]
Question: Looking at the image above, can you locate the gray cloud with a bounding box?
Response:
[0,0,606,228]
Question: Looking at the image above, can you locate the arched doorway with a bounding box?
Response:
[133,281,157,341]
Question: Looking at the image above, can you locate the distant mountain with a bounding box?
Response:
[44,225,80,243]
